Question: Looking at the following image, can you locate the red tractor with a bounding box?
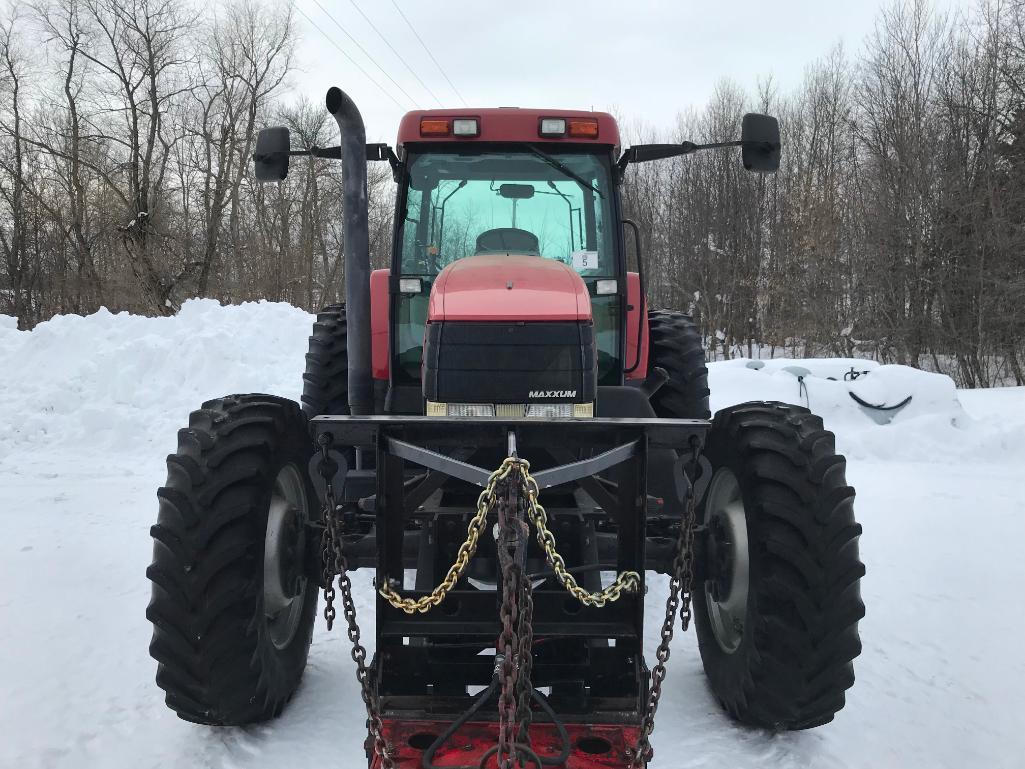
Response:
[147,88,864,769]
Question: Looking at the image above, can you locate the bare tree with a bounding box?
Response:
[73,0,196,314]
[190,0,294,297]
[0,10,32,326]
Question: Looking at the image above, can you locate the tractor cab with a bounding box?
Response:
[388,109,630,421]
[253,99,780,421]
[384,110,634,423]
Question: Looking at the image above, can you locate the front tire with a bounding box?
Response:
[694,401,865,729]
[146,395,318,725]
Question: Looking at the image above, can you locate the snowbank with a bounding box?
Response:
[708,356,959,425]
[1,301,1022,466]
[709,357,1024,462]
[0,300,313,463]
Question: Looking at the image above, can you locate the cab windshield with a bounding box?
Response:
[399,148,615,276]
[393,147,621,385]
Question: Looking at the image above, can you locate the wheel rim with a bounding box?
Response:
[264,463,309,650]
[703,467,750,654]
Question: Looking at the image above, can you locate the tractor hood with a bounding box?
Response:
[427,255,591,322]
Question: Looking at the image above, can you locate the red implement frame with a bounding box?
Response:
[370,719,641,769]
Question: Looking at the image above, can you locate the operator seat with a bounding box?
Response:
[474,228,540,255]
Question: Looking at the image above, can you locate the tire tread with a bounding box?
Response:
[301,304,349,417]
[697,400,865,730]
[147,394,315,725]
[646,310,710,419]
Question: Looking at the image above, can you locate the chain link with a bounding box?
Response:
[496,567,520,767]
[518,461,641,607]
[513,542,536,747]
[317,436,394,769]
[338,563,393,769]
[377,459,520,614]
[630,438,701,769]
[318,436,342,629]
[494,476,537,769]
[377,456,641,614]
[494,479,519,769]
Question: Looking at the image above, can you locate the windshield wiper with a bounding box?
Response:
[527,146,604,198]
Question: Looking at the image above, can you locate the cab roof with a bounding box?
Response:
[396,108,621,156]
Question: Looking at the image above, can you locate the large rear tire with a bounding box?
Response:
[301,303,349,417]
[647,310,710,419]
[694,401,865,729]
[147,395,318,725]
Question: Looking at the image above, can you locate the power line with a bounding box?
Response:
[310,0,419,109]
[293,3,406,110]
[348,0,444,107]
[389,0,467,106]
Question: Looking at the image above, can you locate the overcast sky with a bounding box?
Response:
[286,0,972,145]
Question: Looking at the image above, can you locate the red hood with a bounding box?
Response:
[427,255,591,322]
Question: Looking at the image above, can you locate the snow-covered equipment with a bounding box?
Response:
[146,89,864,768]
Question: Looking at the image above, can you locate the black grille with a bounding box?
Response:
[423,321,597,404]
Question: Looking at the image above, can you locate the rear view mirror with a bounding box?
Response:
[253,126,290,181]
[499,183,535,199]
[741,113,781,173]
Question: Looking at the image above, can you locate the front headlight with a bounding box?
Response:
[426,401,593,418]
[524,403,573,418]
[442,402,496,417]
[427,401,499,417]
[524,402,593,418]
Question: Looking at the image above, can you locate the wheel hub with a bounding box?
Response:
[706,514,735,602]
[702,468,750,654]
[264,464,309,649]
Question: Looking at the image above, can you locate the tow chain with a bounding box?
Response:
[317,433,701,769]
[629,437,701,768]
[492,474,541,769]
[376,459,518,614]
[520,466,641,607]
[379,457,642,614]
[317,436,394,769]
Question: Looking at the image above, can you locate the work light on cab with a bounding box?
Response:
[539,117,566,137]
[539,117,599,138]
[398,277,422,294]
[452,118,479,136]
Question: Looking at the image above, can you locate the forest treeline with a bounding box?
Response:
[1,0,1023,386]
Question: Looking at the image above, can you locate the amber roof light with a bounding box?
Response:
[420,118,450,136]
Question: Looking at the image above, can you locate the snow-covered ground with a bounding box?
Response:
[1,300,1023,769]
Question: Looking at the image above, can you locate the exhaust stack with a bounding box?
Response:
[326,87,373,416]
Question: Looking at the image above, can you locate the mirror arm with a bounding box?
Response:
[616,139,778,179]
[367,143,402,181]
[252,143,402,181]
[616,141,699,178]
